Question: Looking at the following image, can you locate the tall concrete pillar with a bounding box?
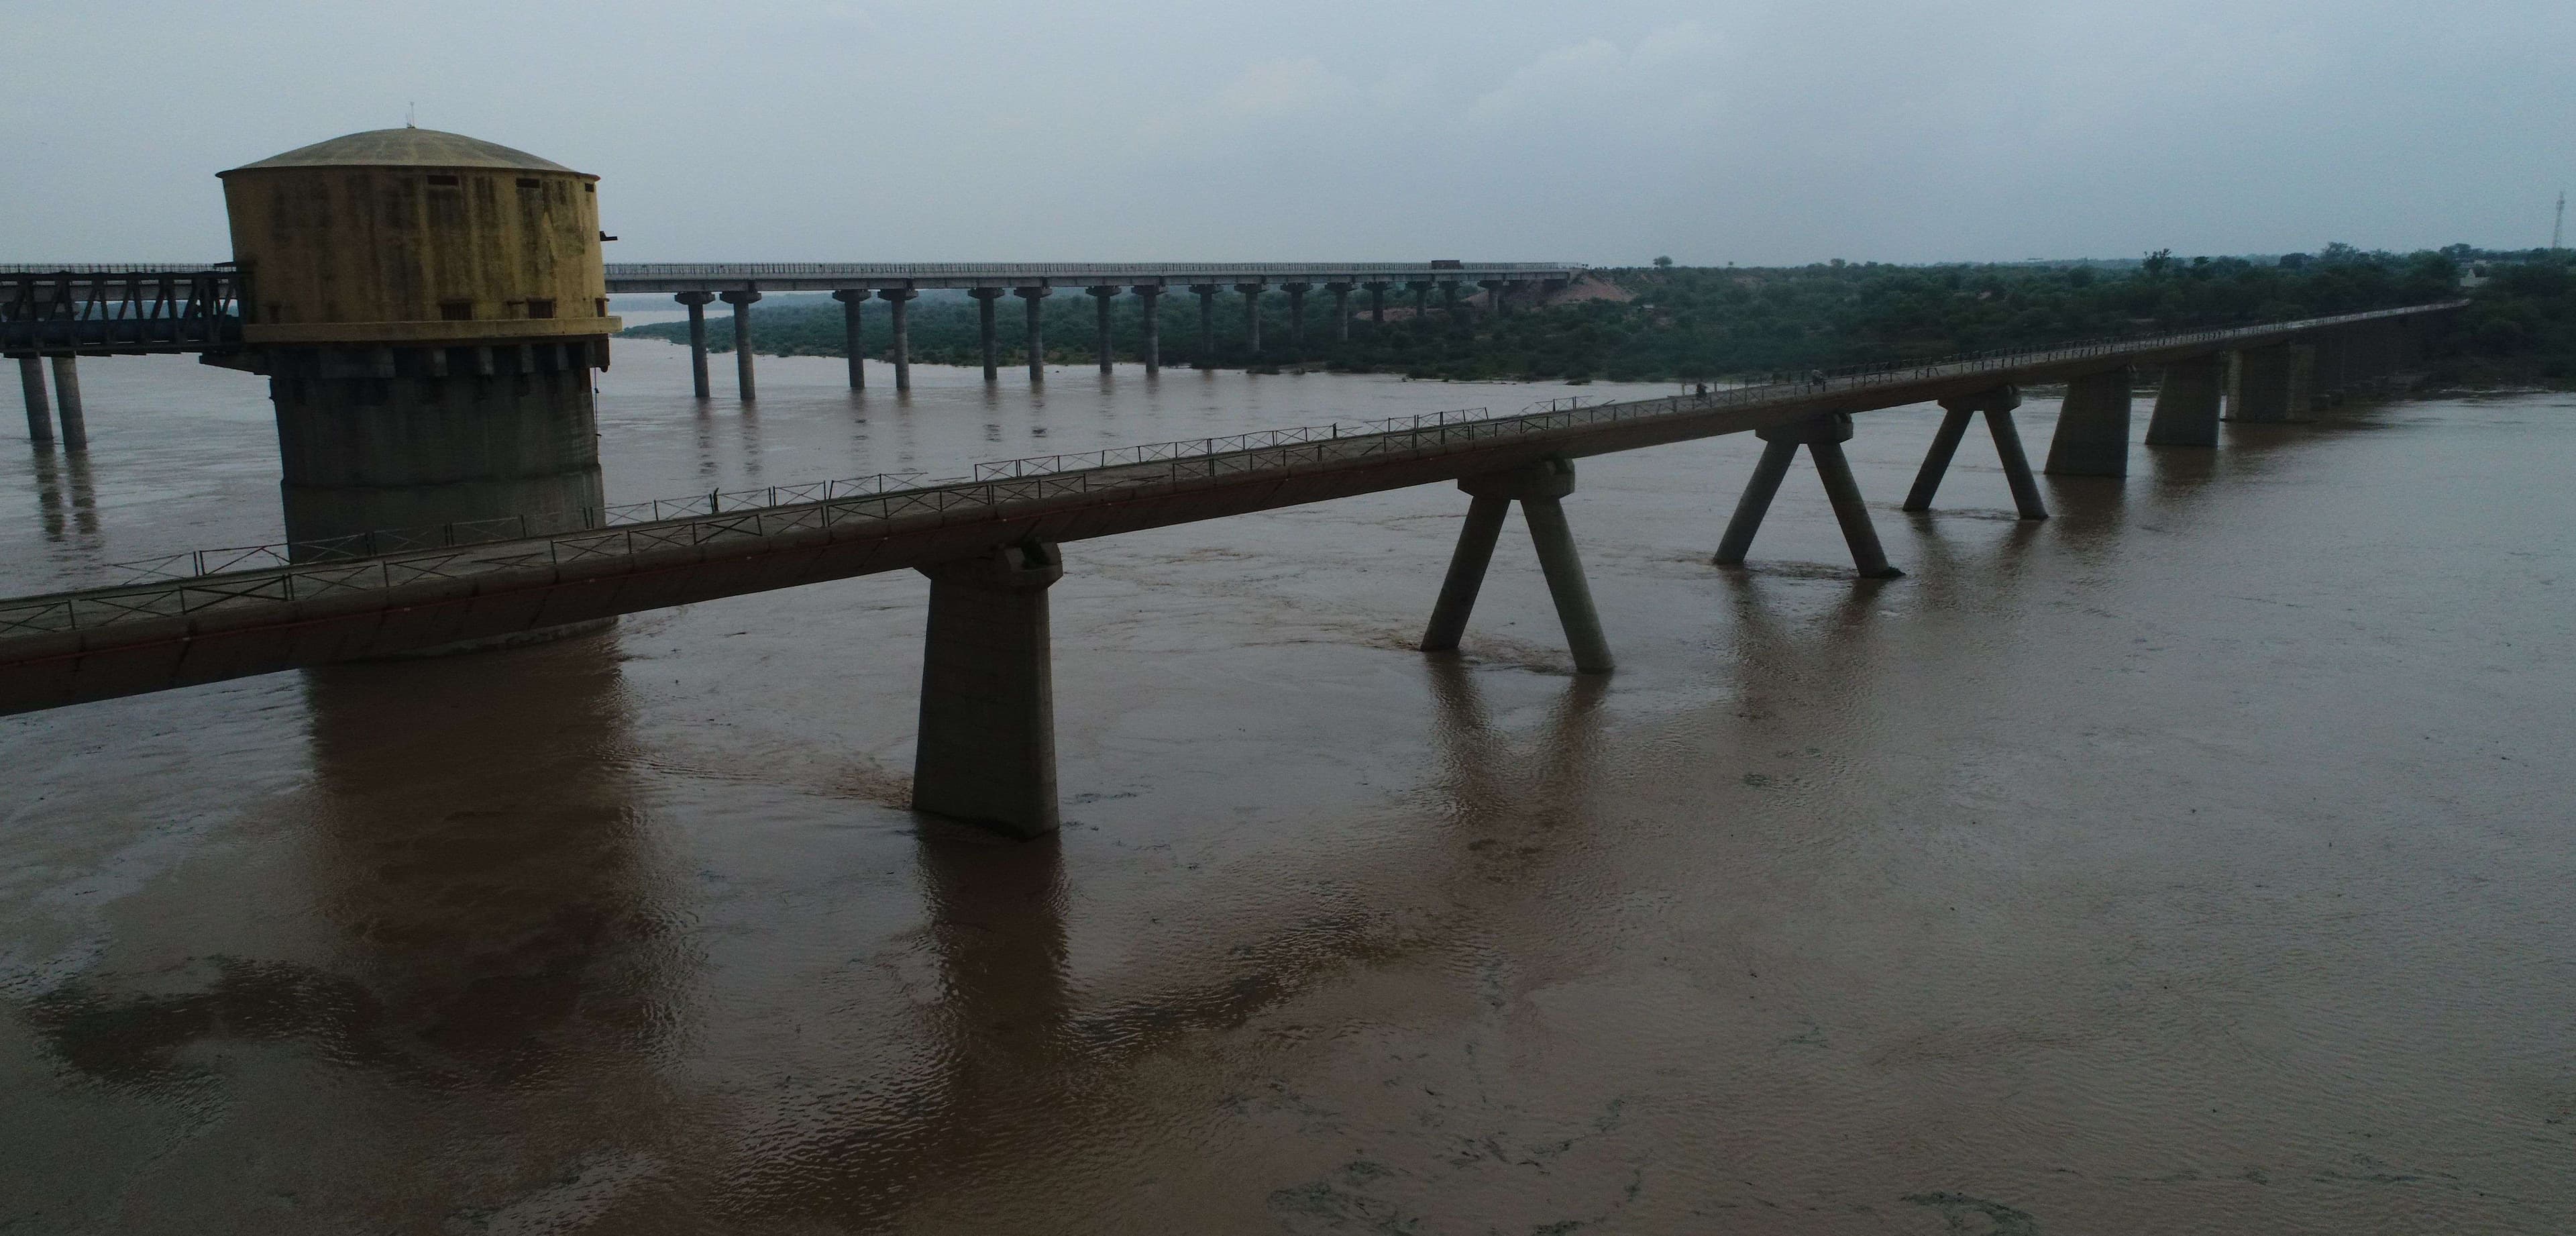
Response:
[878,288,916,392]
[1234,282,1266,355]
[832,289,867,390]
[913,542,1065,837]
[1366,281,1389,327]
[1190,285,1218,367]
[718,289,760,401]
[1410,281,1433,322]
[18,356,53,446]
[1283,282,1309,349]
[1087,286,1119,373]
[675,291,714,399]
[48,356,85,450]
[1903,385,2045,519]
[2043,367,2132,477]
[1328,282,1353,343]
[2228,345,2296,423]
[2144,354,2224,447]
[1481,279,1510,316]
[1420,457,1612,674]
[971,288,1004,381]
[1714,412,1901,578]
[1133,286,1162,374]
[1441,282,1460,321]
[1014,286,1051,382]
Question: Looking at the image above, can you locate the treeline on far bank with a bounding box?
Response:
[619,246,2576,387]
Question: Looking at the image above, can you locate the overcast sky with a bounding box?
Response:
[5,1,2568,266]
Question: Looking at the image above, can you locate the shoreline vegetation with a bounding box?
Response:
[619,247,2576,389]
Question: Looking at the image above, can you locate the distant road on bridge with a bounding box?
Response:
[0,301,2457,715]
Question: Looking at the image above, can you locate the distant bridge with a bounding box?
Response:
[0,301,2457,831]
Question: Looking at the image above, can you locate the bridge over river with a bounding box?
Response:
[0,301,2457,833]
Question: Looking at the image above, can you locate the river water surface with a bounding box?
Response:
[1,343,2570,1233]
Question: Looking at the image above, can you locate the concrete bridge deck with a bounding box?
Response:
[0,301,2457,723]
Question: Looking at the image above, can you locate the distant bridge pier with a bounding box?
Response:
[2227,344,2298,423]
[1904,386,2045,518]
[1410,280,1432,321]
[17,357,53,446]
[675,292,715,399]
[1190,284,1218,367]
[832,290,868,390]
[971,288,1004,381]
[1236,282,1266,354]
[720,289,761,401]
[1133,285,1162,373]
[2145,355,2225,447]
[1087,286,1119,372]
[1016,286,1051,382]
[1366,281,1389,327]
[1715,411,1902,578]
[912,541,1065,837]
[1283,282,1309,348]
[1442,281,1460,321]
[1419,456,1613,674]
[878,288,916,391]
[2043,367,2132,476]
[1328,282,1353,342]
[1481,279,1511,317]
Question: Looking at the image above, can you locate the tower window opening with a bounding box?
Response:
[439,300,474,321]
[426,174,460,187]
[525,299,556,319]
[582,183,594,193]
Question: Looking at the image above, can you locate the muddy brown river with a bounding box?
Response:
[1,343,2569,1233]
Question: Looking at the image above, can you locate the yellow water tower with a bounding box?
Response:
[217,127,619,549]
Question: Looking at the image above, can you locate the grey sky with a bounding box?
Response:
[5,1,2568,265]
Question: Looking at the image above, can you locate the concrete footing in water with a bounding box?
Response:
[2146,355,2226,447]
[913,541,1065,837]
[1715,411,1903,578]
[1420,456,1614,674]
[2044,368,2133,477]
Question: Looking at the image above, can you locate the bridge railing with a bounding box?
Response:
[0,301,2464,639]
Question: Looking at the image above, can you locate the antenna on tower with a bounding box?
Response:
[2556,191,2567,251]
[406,101,417,129]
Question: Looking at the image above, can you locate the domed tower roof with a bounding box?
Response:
[220,127,584,176]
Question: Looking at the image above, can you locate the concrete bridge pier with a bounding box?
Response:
[1409,281,1433,322]
[1283,282,1309,348]
[2043,367,2132,476]
[17,357,54,446]
[1016,287,1051,382]
[1190,285,1219,367]
[1419,456,1613,674]
[1442,282,1461,321]
[832,290,868,390]
[1481,279,1510,316]
[1328,282,1353,342]
[877,289,916,392]
[1235,282,1267,355]
[47,357,85,450]
[2227,344,2297,422]
[718,290,760,401]
[1715,412,1902,578]
[675,292,715,399]
[1087,286,1119,372]
[1133,285,1162,373]
[1903,386,2045,518]
[1366,282,1389,327]
[971,289,1004,381]
[2144,354,2225,447]
[912,541,1065,837]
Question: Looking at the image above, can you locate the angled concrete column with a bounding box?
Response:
[970,288,1004,381]
[1133,286,1162,374]
[1190,285,1219,367]
[877,288,917,391]
[18,356,53,446]
[1366,281,1388,327]
[1328,282,1353,342]
[913,542,1064,837]
[832,289,867,390]
[2144,354,2224,447]
[2043,367,2132,477]
[1087,285,1119,373]
[675,291,714,399]
[1422,458,1613,674]
[1014,286,1051,382]
[48,356,84,450]
[1715,412,1901,578]
[1234,282,1266,355]
[718,289,760,401]
[1283,282,1309,349]
[2227,345,2295,422]
[1905,386,2043,517]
